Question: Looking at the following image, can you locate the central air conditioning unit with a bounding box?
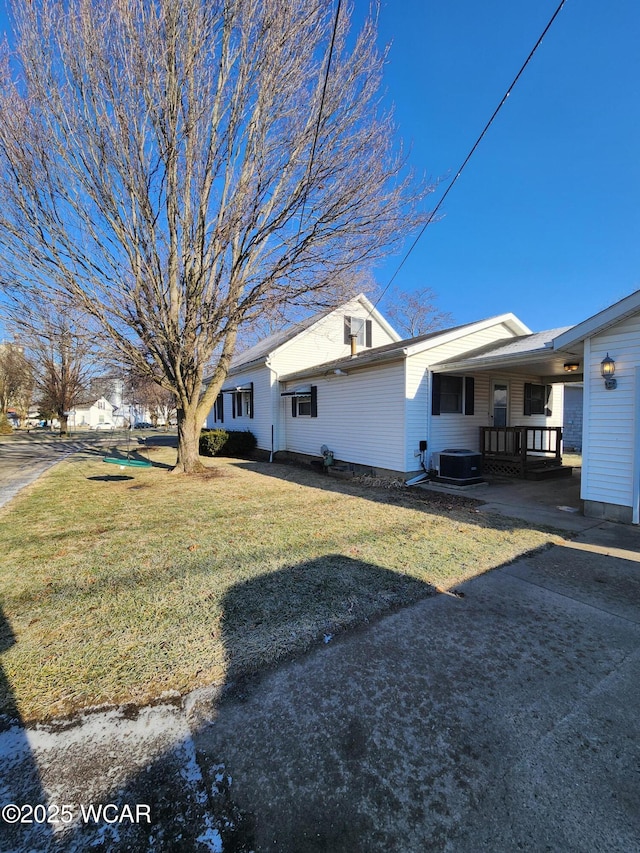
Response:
[438,449,483,485]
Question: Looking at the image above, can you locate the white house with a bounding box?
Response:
[553,289,640,524]
[206,288,640,524]
[204,294,400,455]
[69,396,114,429]
[279,313,567,478]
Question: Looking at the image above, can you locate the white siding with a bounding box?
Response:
[282,361,407,473]
[421,321,520,364]
[272,297,398,376]
[428,373,564,467]
[582,314,640,509]
[404,351,431,472]
[427,374,492,466]
[204,366,275,452]
[403,321,524,470]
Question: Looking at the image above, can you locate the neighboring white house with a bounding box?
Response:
[69,396,114,429]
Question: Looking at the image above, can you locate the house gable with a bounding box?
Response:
[553,289,640,351]
[206,295,400,452]
[228,294,400,377]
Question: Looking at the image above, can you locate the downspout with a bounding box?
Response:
[426,368,433,468]
[266,358,278,462]
[633,366,640,524]
[405,354,432,486]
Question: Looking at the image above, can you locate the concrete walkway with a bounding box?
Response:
[2,520,640,852]
[423,468,597,534]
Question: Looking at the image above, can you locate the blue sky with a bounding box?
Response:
[0,2,637,338]
[365,0,640,332]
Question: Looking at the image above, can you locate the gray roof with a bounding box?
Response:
[229,307,335,373]
[278,317,499,382]
[432,327,573,367]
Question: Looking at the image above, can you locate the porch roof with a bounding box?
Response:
[430,327,585,381]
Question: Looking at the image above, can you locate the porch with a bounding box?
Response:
[480,426,571,479]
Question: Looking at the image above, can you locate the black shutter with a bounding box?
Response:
[231,393,236,418]
[365,320,372,348]
[464,377,475,415]
[524,383,532,416]
[310,385,318,418]
[249,383,254,419]
[344,316,351,345]
[291,397,297,417]
[431,373,441,416]
[545,384,552,417]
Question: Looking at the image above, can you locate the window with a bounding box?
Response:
[287,385,318,418]
[213,394,224,423]
[239,391,252,417]
[431,374,474,416]
[234,390,253,418]
[440,376,463,413]
[226,383,253,419]
[344,316,373,348]
[296,395,312,416]
[524,383,551,416]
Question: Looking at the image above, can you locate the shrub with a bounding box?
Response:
[199,429,228,457]
[222,429,257,457]
[199,429,257,458]
[0,414,13,435]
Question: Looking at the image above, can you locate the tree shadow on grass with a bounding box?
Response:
[0,607,53,851]
[7,541,640,851]
[12,557,433,852]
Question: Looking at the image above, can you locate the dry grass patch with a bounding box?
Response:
[0,449,562,721]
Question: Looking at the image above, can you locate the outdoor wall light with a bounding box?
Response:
[563,362,579,372]
[600,353,617,389]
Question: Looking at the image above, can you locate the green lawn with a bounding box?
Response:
[0,447,562,722]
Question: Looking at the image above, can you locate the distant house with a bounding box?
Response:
[69,396,114,429]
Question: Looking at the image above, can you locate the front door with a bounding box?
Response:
[492,381,509,427]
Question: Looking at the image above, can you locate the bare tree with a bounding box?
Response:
[0,0,430,472]
[127,372,176,428]
[384,286,454,338]
[0,341,33,423]
[7,296,96,435]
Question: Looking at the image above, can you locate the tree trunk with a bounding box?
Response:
[59,413,69,436]
[173,407,205,474]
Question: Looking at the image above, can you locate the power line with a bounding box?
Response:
[296,0,343,242]
[370,0,568,314]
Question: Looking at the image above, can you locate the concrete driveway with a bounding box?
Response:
[2,517,639,852]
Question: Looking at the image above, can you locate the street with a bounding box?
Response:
[0,431,118,509]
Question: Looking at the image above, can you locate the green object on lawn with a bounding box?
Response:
[103,457,152,468]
